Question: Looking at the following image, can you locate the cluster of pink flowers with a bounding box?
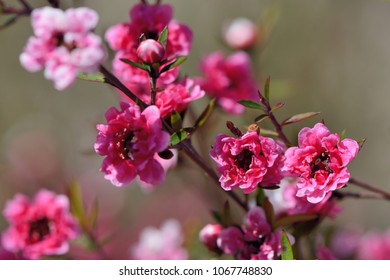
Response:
[131,219,188,260]
[210,131,286,193]
[20,7,105,90]
[197,51,258,114]
[1,190,79,259]
[94,103,170,187]
[200,207,288,260]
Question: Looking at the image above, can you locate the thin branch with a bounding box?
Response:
[333,190,386,201]
[348,177,390,200]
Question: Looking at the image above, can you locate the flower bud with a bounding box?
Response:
[223,17,259,50]
[199,224,223,252]
[136,39,165,65]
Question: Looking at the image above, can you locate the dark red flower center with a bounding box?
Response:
[310,151,333,175]
[115,128,138,160]
[28,217,51,243]
[234,149,254,171]
[53,33,77,52]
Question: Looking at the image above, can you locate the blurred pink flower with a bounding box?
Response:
[95,104,170,187]
[223,17,259,50]
[283,123,359,203]
[357,230,390,260]
[330,228,361,259]
[1,190,79,259]
[131,219,187,260]
[105,2,192,95]
[20,7,105,90]
[197,51,258,114]
[199,224,223,253]
[316,246,337,260]
[210,131,285,194]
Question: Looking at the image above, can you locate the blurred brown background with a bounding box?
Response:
[1,0,390,258]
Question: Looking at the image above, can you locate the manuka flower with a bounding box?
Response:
[94,103,170,187]
[283,123,359,203]
[20,7,105,90]
[1,190,79,259]
[210,131,285,194]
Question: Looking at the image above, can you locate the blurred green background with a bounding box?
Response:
[1,0,390,258]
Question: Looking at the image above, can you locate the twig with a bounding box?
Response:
[333,190,386,200]
[348,177,390,200]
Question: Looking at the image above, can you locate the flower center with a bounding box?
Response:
[234,148,254,171]
[28,217,51,243]
[53,33,77,52]
[310,151,333,175]
[115,128,138,160]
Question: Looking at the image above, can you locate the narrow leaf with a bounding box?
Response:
[211,211,222,224]
[194,98,216,129]
[161,56,187,73]
[270,102,284,113]
[275,214,318,229]
[255,114,269,123]
[340,129,347,141]
[221,200,232,227]
[281,230,294,260]
[169,130,188,146]
[120,58,151,72]
[259,128,278,137]
[68,183,86,229]
[158,26,169,49]
[358,138,366,149]
[282,112,320,126]
[256,188,266,206]
[87,198,99,230]
[263,197,275,229]
[0,15,18,30]
[77,72,105,83]
[170,111,182,131]
[238,100,263,110]
[264,77,271,101]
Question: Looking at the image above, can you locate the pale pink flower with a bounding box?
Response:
[105,2,192,94]
[223,17,259,50]
[94,103,170,187]
[1,190,79,259]
[20,7,105,90]
[199,224,223,253]
[210,131,285,194]
[357,230,390,260]
[131,219,188,260]
[198,51,258,114]
[283,123,359,203]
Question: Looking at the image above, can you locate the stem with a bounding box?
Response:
[348,177,390,200]
[333,190,387,200]
[85,229,109,260]
[18,0,32,12]
[150,76,157,105]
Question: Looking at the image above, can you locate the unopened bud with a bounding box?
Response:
[199,224,223,253]
[136,39,165,65]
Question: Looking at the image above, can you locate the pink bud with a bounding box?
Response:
[136,39,165,65]
[223,18,259,50]
[199,224,223,252]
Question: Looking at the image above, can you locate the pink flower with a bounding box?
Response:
[20,7,105,90]
[131,219,188,260]
[1,190,79,259]
[223,18,259,50]
[217,227,247,257]
[357,230,390,260]
[199,224,223,253]
[283,123,359,203]
[210,131,285,194]
[197,51,258,114]
[316,246,337,260]
[105,3,192,93]
[94,103,170,187]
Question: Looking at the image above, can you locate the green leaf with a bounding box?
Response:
[270,102,284,113]
[77,72,105,83]
[281,230,294,260]
[158,26,169,49]
[169,129,188,146]
[264,77,271,101]
[170,111,182,131]
[194,98,216,129]
[238,100,263,110]
[68,183,86,229]
[256,188,266,206]
[161,56,187,73]
[221,200,232,227]
[120,58,151,72]
[263,197,275,229]
[281,112,320,126]
[87,198,99,230]
[259,128,278,138]
[255,114,269,123]
[340,129,347,141]
[211,211,222,224]
[275,214,318,229]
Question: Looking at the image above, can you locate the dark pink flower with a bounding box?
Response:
[94,103,170,187]
[210,131,285,194]
[217,227,247,257]
[105,2,192,92]
[1,190,79,259]
[283,123,359,203]
[199,224,223,253]
[197,51,258,114]
[131,219,188,260]
[136,39,165,65]
[20,7,105,90]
